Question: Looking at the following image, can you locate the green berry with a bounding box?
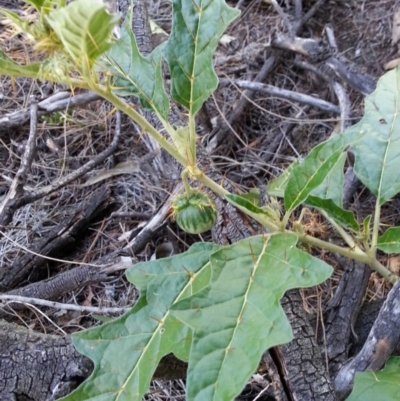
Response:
[172,190,217,234]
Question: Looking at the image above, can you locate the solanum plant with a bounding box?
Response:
[2,0,400,400]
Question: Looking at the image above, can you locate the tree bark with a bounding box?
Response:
[0,321,93,401]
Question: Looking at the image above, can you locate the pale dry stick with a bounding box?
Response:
[294,0,326,33]
[0,96,38,229]
[0,294,131,314]
[325,25,338,53]
[0,91,101,130]
[331,81,351,133]
[270,0,295,37]
[233,79,341,114]
[221,78,340,124]
[323,24,351,133]
[294,0,302,21]
[210,55,277,149]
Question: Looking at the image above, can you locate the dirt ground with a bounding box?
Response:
[1,0,400,400]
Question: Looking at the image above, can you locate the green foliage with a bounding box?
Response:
[378,227,400,253]
[0,0,117,80]
[0,49,40,78]
[284,129,361,214]
[58,235,331,401]
[171,234,332,401]
[58,243,218,401]
[3,0,400,400]
[311,151,346,207]
[104,15,170,120]
[345,357,400,401]
[46,0,119,74]
[305,197,359,232]
[226,193,281,227]
[352,68,400,205]
[163,0,239,115]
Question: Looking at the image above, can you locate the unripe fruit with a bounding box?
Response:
[172,190,217,234]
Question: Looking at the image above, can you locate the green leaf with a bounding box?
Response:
[104,16,170,120]
[353,68,400,205]
[0,52,40,79]
[226,194,281,226]
[311,151,346,207]
[24,0,45,7]
[360,215,372,241]
[284,129,361,213]
[267,162,297,198]
[24,0,64,13]
[57,242,219,401]
[171,234,333,401]
[239,189,261,206]
[0,8,31,33]
[306,196,359,232]
[345,357,400,401]
[226,194,266,215]
[163,0,239,115]
[377,227,400,253]
[285,147,342,212]
[46,0,119,73]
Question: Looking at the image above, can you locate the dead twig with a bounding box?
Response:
[233,80,341,114]
[0,96,38,230]
[0,294,131,315]
[12,110,122,213]
[0,91,101,130]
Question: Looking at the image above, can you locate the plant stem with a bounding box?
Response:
[297,232,397,283]
[320,209,363,254]
[371,199,381,257]
[181,169,192,194]
[370,258,398,284]
[51,79,398,284]
[188,115,196,166]
[92,85,188,168]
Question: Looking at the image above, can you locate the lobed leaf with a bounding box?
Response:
[104,16,170,120]
[377,227,400,253]
[57,242,219,401]
[46,0,119,73]
[345,357,400,401]
[163,0,239,115]
[171,234,333,401]
[352,68,400,205]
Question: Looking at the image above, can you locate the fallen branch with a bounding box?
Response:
[0,294,131,314]
[0,91,101,130]
[232,80,341,114]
